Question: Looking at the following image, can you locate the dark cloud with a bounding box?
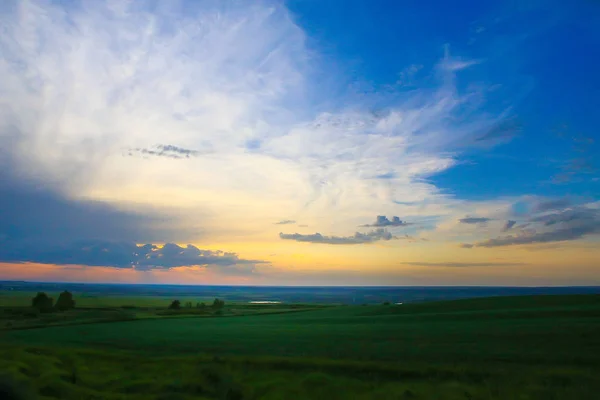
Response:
[459,217,492,224]
[401,261,527,267]
[470,226,599,247]
[361,216,412,227]
[0,241,265,270]
[459,243,474,248]
[0,171,189,246]
[464,206,600,248]
[530,208,596,226]
[502,220,517,231]
[0,145,200,267]
[279,228,394,245]
[533,198,571,213]
[274,220,296,225]
[127,144,202,159]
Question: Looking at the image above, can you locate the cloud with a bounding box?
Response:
[0,0,516,241]
[279,229,394,244]
[374,172,397,179]
[361,216,412,227]
[470,226,599,247]
[502,220,517,231]
[475,118,521,144]
[127,144,203,159]
[530,208,595,226]
[401,261,527,267]
[274,220,296,225]
[0,241,265,271]
[0,166,189,246]
[549,130,598,184]
[459,217,492,224]
[464,206,600,247]
[440,45,482,72]
[532,198,571,213]
[459,243,474,248]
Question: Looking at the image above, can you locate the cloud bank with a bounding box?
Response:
[279,229,394,244]
[463,204,600,248]
[0,241,264,271]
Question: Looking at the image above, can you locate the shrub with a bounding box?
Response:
[55,291,76,311]
[31,292,54,313]
[168,300,181,310]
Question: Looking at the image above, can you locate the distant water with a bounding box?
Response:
[1,281,599,305]
[249,301,281,304]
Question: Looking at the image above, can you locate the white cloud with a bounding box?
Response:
[0,0,512,242]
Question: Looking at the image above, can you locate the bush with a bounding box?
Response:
[31,292,54,313]
[55,291,75,311]
[168,300,181,310]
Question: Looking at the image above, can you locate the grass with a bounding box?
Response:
[4,295,599,363]
[0,294,599,399]
[0,345,598,400]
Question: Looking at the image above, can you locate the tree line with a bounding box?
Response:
[169,298,225,310]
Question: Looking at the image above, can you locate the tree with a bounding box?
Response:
[212,298,225,310]
[185,301,192,308]
[31,292,54,312]
[196,302,207,309]
[55,291,76,311]
[168,300,181,310]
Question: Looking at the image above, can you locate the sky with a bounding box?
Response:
[0,0,599,286]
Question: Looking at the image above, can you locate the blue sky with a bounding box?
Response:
[0,0,598,285]
[287,0,600,200]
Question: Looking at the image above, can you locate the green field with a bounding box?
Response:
[1,294,599,399]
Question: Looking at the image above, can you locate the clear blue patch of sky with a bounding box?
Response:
[288,0,600,201]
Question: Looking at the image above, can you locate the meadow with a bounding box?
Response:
[1,290,599,399]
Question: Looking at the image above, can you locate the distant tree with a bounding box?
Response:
[168,300,181,310]
[196,302,207,309]
[185,301,192,308]
[382,301,391,306]
[55,291,76,311]
[31,292,54,312]
[211,298,225,310]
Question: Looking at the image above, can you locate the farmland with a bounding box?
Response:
[1,291,599,399]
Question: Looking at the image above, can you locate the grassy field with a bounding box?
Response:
[1,294,599,399]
